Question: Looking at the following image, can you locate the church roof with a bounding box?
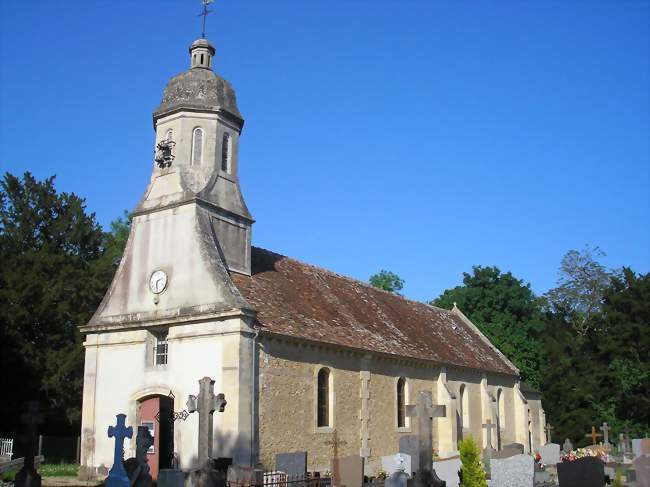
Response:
[231,247,519,376]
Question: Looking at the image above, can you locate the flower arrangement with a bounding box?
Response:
[560,447,610,463]
[533,451,545,470]
[375,469,388,480]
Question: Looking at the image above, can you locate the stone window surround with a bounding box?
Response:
[313,365,335,433]
[395,376,411,432]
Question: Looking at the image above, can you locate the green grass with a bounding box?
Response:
[1,463,79,481]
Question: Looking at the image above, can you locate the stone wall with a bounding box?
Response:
[257,334,525,475]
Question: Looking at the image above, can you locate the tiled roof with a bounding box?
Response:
[231,247,518,375]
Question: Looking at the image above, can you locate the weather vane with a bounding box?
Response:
[198,0,214,39]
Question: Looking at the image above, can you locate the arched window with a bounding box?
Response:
[221,133,231,172]
[396,377,406,428]
[496,389,505,449]
[317,368,330,427]
[459,384,470,435]
[191,128,203,166]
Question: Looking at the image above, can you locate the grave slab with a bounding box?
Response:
[634,455,650,487]
[276,452,308,477]
[490,454,534,487]
[556,456,605,487]
[331,455,363,487]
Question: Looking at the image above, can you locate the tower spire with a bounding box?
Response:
[198,0,214,39]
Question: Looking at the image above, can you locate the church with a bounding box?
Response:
[78,33,547,480]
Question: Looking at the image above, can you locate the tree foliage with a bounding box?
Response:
[458,437,487,487]
[432,266,546,387]
[0,172,127,434]
[369,270,404,294]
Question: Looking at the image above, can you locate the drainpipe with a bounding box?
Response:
[250,326,260,467]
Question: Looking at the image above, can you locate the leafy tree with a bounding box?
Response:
[369,270,404,294]
[545,246,613,335]
[0,172,119,433]
[432,266,546,387]
[101,209,131,267]
[458,437,487,487]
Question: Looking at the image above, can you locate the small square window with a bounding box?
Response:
[154,332,168,366]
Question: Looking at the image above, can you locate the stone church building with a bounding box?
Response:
[79,36,546,479]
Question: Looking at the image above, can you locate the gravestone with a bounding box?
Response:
[618,434,627,456]
[399,436,419,474]
[633,439,643,458]
[431,458,461,487]
[385,471,408,487]
[544,424,554,445]
[185,377,227,487]
[481,419,497,474]
[634,455,650,487]
[331,455,363,487]
[556,456,604,487]
[641,438,650,456]
[381,453,412,477]
[276,452,308,477]
[227,466,263,486]
[600,422,611,447]
[490,454,534,487]
[106,414,134,487]
[15,401,44,487]
[562,438,573,453]
[404,391,446,487]
[537,443,561,466]
[124,426,154,487]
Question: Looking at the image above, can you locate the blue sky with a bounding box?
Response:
[1,1,648,302]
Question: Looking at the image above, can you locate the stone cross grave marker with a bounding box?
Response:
[482,419,496,450]
[405,391,445,486]
[544,423,554,444]
[15,401,44,487]
[585,426,602,446]
[600,422,611,446]
[187,376,227,467]
[106,414,134,487]
[618,433,627,455]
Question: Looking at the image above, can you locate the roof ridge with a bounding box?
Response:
[251,246,453,314]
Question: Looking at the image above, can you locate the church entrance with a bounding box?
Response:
[138,395,174,479]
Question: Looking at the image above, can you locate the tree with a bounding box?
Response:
[0,172,115,433]
[545,246,613,335]
[432,266,546,387]
[101,209,131,267]
[458,437,487,487]
[369,270,404,294]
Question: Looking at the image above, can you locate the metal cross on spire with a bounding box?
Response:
[198,0,214,39]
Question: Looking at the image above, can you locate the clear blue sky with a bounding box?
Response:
[1,1,648,302]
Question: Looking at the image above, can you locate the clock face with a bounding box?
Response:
[149,270,168,294]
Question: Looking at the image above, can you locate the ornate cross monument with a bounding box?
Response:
[187,377,227,467]
[482,419,496,450]
[405,391,446,486]
[600,422,611,446]
[106,414,134,487]
[544,423,554,444]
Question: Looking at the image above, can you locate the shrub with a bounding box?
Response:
[459,437,487,487]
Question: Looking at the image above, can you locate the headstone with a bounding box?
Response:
[481,419,497,472]
[562,438,573,453]
[382,453,412,477]
[158,470,185,487]
[124,426,154,487]
[544,424,554,445]
[15,401,44,487]
[385,471,409,487]
[634,455,650,487]
[185,377,227,487]
[642,438,650,456]
[538,443,561,466]
[331,455,363,487]
[399,436,419,474]
[492,443,524,460]
[431,458,461,487]
[404,391,446,487]
[490,454,534,487]
[633,439,643,458]
[600,422,611,446]
[276,452,308,477]
[556,456,605,487]
[106,414,134,487]
[618,434,627,455]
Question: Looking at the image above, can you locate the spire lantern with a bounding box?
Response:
[190,38,215,69]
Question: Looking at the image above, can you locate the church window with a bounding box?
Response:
[317,368,330,427]
[154,331,168,366]
[192,128,203,166]
[221,133,231,172]
[397,377,406,428]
